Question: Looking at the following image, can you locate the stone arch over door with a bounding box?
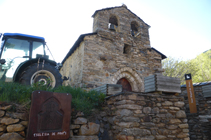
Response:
[111,67,144,92]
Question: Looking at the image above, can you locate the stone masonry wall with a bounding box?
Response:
[0,103,28,140]
[181,86,211,140]
[60,42,85,87]
[0,91,190,140]
[97,92,190,140]
[0,103,100,140]
[81,34,162,91]
[92,6,150,46]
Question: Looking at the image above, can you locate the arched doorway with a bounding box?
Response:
[117,78,132,92]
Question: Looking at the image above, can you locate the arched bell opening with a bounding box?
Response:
[117,78,132,92]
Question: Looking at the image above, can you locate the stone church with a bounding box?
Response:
[60,5,166,92]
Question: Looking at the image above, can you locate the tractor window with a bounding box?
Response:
[32,42,44,58]
[1,38,30,80]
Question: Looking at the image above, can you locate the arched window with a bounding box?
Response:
[108,15,118,31]
[131,21,138,36]
[117,78,132,92]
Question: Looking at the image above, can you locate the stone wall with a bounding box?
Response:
[60,42,85,86]
[181,86,211,140]
[80,34,162,91]
[96,92,189,140]
[0,91,190,140]
[0,102,100,140]
[0,103,28,140]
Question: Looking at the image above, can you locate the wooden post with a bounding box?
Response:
[185,74,197,113]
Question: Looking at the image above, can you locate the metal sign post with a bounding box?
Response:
[185,74,197,113]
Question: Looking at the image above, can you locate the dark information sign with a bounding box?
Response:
[185,74,197,113]
[27,91,72,140]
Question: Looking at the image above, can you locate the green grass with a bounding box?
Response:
[0,81,105,115]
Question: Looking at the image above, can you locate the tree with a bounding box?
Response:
[192,50,211,83]
[162,50,211,85]
[162,57,199,85]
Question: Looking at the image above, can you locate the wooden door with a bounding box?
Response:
[117,78,132,92]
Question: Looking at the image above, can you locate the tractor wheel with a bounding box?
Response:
[20,63,62,88]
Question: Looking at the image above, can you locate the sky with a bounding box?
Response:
[0,0,211,63]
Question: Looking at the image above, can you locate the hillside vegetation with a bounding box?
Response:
[162,50,211,84]
[0,82,105,115]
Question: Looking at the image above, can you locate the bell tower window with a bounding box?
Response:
[108,15,118,31]
[131,21,138,36]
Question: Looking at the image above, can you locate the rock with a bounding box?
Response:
[114,100,127,105]
[167,135,176,138]
[6,112,28,120]
[116,104,142,110]
[100,111,107,117]
[174,101,185,107]
[76,111,84,117]
[156,123,165,127]
[1,117,19,125]
[122,117,140,122]
[156,103,161,107]
[134,110,142,114]
[169,119,181,124]
[151,107,159,114]
[116,109,133,117]
[0,110,5,117]
[7,124,25,132]
[121,128,151,136]
[136,101,146,106]
[71,136,99,140]
[137,96,145,100]
[74,117,87,124]
[176,110,186,118]
[159,109,167,113]
[169,107,180,111]
[177,133,189,138]
[155,135,167,139]
[19,121,28,127]
[0,105,12,110]
[143,107,151,114]
[79,122,100,135]
[0,132,24,140]
[116,135,134,140]
[179,124,189,129]
[127,94,137,100]
[166,125,178,130]
[70,124,80,129]
[117,122,139,128]
[0,125,6,132]
[158,129,169,135]
[162,101,173,106]
[18,131,25,137]
[140,136,155,140]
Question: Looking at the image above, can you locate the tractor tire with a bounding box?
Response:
[19,63,62,88]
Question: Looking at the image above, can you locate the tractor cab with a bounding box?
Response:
[0,33,62,88]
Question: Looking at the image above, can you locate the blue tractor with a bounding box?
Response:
[0,33,62,88]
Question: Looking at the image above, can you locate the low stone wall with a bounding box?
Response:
[0,103,100,140]
[0,91,190,140]
[70,111,100,140]
[97,92,190,140]
[181,86,211,140]
[0,103,28,140]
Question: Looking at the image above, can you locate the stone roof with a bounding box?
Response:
[92,5,150,27]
